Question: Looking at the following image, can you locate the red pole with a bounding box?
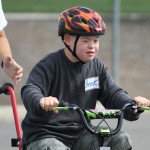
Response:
[6,86,22,150]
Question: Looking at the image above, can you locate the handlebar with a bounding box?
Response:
[53,101,150,137]
[0,83,22,150]
[0,82,14,95]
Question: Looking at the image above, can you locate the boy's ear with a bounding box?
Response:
[64,34,72,45]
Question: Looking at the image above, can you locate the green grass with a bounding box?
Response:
[2,0,150,13]
[2,0,113,13]
[121,0,150,13]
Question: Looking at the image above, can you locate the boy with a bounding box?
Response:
[0,0,23,84]
[21,6,150,150]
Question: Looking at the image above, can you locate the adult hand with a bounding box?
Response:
[39,96,59,113]
[2,56,23,84]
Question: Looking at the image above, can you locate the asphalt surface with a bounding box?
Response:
[0,104,150,150]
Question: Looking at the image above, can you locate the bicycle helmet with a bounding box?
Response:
[58,6,106,63]
[58,6,106,36]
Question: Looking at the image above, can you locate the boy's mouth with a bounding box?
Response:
[86,51,95,57]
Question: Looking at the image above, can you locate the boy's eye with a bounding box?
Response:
[94,39,98,43]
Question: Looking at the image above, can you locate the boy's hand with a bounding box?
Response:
[39,96,59,113]
[2,56,23,84]
[133,96,150,113]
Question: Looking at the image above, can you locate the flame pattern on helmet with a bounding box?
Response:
[58,6,106,36]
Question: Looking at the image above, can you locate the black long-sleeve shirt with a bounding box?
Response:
[21,49,139,148]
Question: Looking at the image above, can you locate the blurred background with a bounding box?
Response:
[1,0,150,105]
[0,0,149,106]
[0,0,150,150]
[0,0,150,105]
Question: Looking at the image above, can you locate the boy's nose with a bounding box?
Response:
[88,43,94,49]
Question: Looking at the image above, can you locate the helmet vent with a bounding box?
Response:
[69,10,79,18]
[69,14,73,18]
[81,18,87,24]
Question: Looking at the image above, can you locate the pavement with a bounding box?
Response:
[0,105,26,122]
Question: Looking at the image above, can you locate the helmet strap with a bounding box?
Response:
[62,35,84,63]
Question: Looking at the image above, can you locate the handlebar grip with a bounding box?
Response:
[0,83,14,95]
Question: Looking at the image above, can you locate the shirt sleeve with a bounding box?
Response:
[21,57,54,115]
[0,0,7,31]
[98,63,140,121]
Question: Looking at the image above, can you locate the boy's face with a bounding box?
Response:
[64,34,100,63]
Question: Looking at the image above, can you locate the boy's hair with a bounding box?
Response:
[58,6,106,37]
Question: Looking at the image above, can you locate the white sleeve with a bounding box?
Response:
[0,0,7,31]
